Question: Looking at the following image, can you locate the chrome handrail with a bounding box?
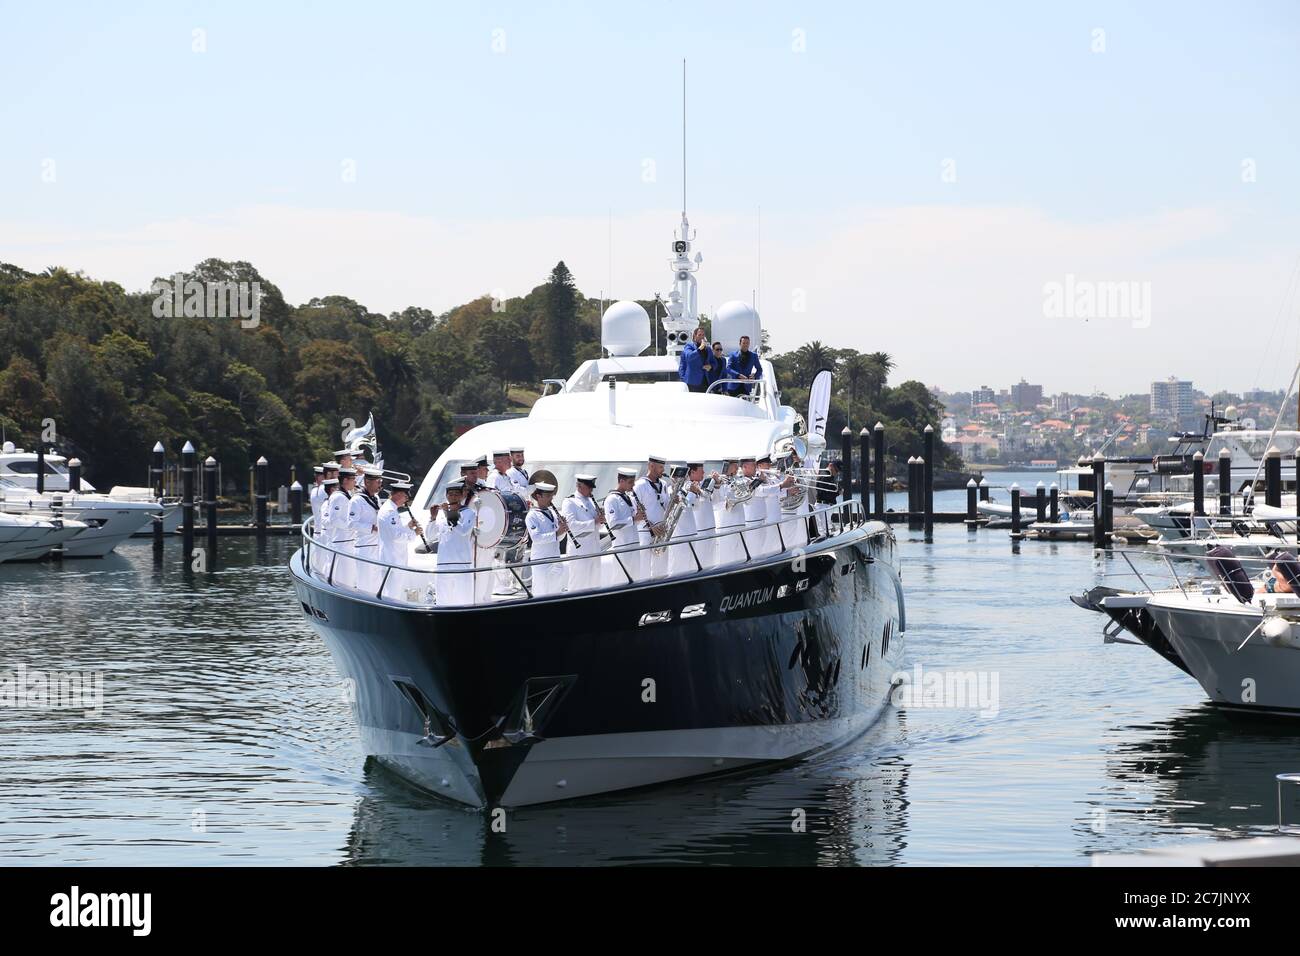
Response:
[300,498,876,602]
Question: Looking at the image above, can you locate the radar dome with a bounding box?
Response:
[1224,405,1238,419]
[712,301,761,354]
[601,300,651,357]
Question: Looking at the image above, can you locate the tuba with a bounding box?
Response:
[651,467,691,554]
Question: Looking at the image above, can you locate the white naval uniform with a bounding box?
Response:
[428,507,476,606]
[667,486,701,577]
[525,505,566,597]
[491,469,529,498]
[507,463,530,491]
[463,488,494,604]
[560,492,604,593]
[602,490,641,585]
[783,485,810,549]
[348,491,383,593]
[309,482,326,534]
[714,479,747,566]
[741,475,775,558]
[378,499,422,602]
[759,472,786,555]
[311,488,332,575]
[691,480,718,569]
[327,489,356,587]
[634,474,671,580]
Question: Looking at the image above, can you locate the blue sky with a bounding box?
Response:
[2,1,1297,396]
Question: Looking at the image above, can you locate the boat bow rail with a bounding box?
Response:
[297,498,880,606]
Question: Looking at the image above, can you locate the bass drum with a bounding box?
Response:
[474,490,528,551]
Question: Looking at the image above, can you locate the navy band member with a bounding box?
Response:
[687,461,719,569]
[312,475,339,574]
[602,467,645,584]
[348,466,385,593]
[714,457,746,565]
[378,479,424,602]
[561,473,605,593]
[525,481,568,597]
[329,466,359,586]
[634,454,671,579]
[507,447,530,489]
[756,454,795,555]
[309,465,325,532]
[427,478,477,606]
[490,449,527,496]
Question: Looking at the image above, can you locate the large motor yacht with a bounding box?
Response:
[288,213,906,808]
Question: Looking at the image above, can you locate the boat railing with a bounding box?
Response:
[1099,545,1298,600]
[299,497,876,605]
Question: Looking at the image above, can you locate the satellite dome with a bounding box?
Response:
[712,300,761,353]
[601,300,651,357]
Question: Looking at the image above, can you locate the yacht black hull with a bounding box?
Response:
[289,526,904,807]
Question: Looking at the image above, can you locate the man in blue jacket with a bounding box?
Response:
[726,334,762,396]
[677,328,713,392]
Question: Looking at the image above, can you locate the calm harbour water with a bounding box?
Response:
[3,472,1295,865]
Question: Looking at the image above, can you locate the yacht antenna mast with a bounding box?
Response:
[662,58,701,354]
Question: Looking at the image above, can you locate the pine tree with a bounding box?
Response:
[540,261,577,377]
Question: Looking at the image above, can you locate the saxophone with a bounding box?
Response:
[651,470,691,555]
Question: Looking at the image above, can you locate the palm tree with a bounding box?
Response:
[864,351,894,403]
[842,352,872,410]
[793,340,835,389]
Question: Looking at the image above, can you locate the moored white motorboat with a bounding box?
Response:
[0,478,161,557]
[0,443,181,533]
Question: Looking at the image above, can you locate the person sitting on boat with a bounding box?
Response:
[427,479,477,606]
[725,335,762,397]
[526,481,568,597]
[348,466,385,594]
[507,447,529,488]
[634,455,672,579]
[329,466,359,587]
[603,467,645,585]
[378,479,424,602]
[1267,551,1300,594]
[677,327,713,394]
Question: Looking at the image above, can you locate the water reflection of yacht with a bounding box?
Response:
[343,717,910,866]
[1087,706,1297,850]
[291,209,906,808]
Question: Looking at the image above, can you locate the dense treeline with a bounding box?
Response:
[0,258,954,489]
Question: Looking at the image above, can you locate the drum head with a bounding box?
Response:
[475,490,508,550]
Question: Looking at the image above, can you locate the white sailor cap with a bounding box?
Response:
[648,454,667,464]
[360,465,383,478]
[616,466,638,478]
[323,477,339,486]
[323,461,340,471]
[474,454,489,467]
[575,473,598,486]
[338,466,357,476]
[333,448,354,458]
[740,454,757,463]
[388,480,413,491]
[492,449,511,457]
[509,446,525,454]
[533,481,557,494]
[722,455,739,464]
[312,465,324,474]
[446,478,466,491]
[757,453,773,464]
